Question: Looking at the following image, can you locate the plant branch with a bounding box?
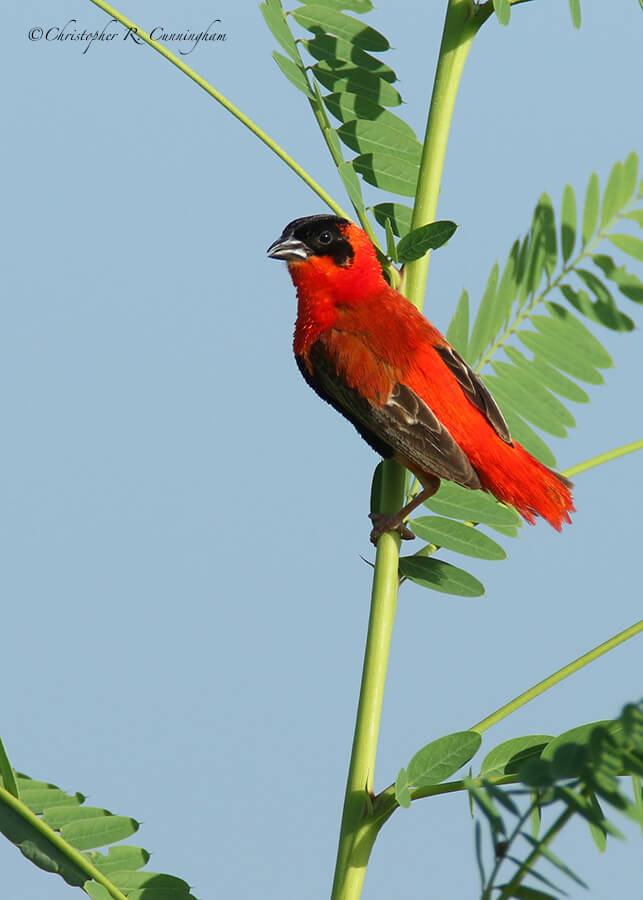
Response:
[470,619,643,734]
[86,0,349,219]
[0,786,128,900]
[404,0,485,311]
[563,439,643,478]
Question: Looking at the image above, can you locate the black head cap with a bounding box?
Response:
[267,215,354,267]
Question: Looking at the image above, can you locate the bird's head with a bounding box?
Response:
[267,215,386,302]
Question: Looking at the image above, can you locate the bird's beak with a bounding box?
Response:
[267,234,310,262]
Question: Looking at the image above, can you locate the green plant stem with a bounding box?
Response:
[86,0,349,219]
[330,462,406,900]
[404,0,485,311]
[331,4,487,898]
[470,619,643,734]
[563,439,643,478]
[0,786,128,900]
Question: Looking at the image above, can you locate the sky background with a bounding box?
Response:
[3,1,642,898]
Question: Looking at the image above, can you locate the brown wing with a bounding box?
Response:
[434,344,513,445]
[297,340,481,490]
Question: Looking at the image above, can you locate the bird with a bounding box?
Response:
[267,214,574,543]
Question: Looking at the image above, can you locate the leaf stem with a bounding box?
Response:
[563,439,643,478]
[470,619,643,734]
[0,785,128,900]
[86,0,349,218]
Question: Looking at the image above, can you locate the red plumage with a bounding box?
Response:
[268,215,573,536]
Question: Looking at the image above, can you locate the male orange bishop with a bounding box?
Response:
[267,214,574,543]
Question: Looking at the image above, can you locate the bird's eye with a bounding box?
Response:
[317,230,333,245]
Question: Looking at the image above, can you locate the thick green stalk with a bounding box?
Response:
[404,0,486,312]
[86,0,349,219]
[330,462,405,900]
[470,619,643,734]
[330,3,486,898]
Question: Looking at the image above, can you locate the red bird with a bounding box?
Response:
[268,215,574,543]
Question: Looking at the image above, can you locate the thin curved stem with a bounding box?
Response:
[86,0,349,219]
[563,439,643,478]
[470,619,643,735]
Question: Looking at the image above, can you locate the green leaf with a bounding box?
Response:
[517,328,602,386]
[621,151,639,204]
[522,835,589,888]
[568,0,581,27]
[467,263,500,364]
[43,806,111,830]
[445,289,470,357]
[608,233,643,262]
[544,301,614,367]
[503,345,589,403]
[464,777,504,834]
[372,202,413,237]
[84,846,151,876]
[395,768,411,808]
[538,193,557,280]
[62,815,139,851]
[543,721,617,760]
[272,52,313,97]
[298,0,375,12]
[337,160,365,213]
[559,282,634,332]
[407,732,482,787]
[396,221,457,262]
[625,208,643,228]
[492,0,511,25]
[480,735,553,779]
[260,0,300,60]
[0,737,19,798]
[592,254,643,304]
[399,556,484,597]
[313,64,401,106]
[482,373,569,438]
[560,183,576,263]
[581,172,600,247]
[304,34,394,81]
[574,268,634,331]
[352,153,419,196]
[585,790,608,852]
[384,216,397,262]
[17,779,84,815]
[410,516,506,560]
[109,871,191,892]
[501,887,560,900]
[490,361,576,427]
[499,407,557,467]
[423,481,522,529]
[323,92,409,130]
[291,7,390,50]
[336,118,421,162]
[601,160,623,228]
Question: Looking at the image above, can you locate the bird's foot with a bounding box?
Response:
[368,513,416,545]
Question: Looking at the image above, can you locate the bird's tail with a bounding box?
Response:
[477,441,574,530]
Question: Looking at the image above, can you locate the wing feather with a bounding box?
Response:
[298,340,481,490]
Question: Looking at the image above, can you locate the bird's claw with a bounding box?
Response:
[368,513,416,545]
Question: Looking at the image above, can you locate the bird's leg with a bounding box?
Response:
[369,475,440,545]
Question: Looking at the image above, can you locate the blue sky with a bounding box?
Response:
[3,1,642,898]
